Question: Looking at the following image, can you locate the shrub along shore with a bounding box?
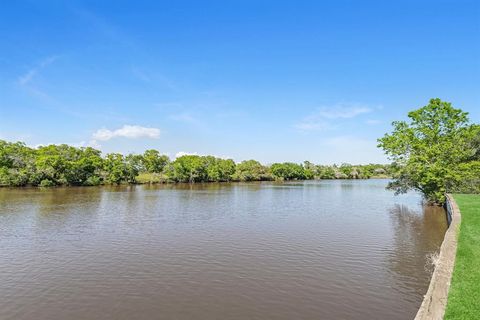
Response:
[0,140,391,187]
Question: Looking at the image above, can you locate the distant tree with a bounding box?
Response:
[125,154,145,183]
[233,160,271,181]
[35,145,70,185]
[0,139,401,187]
[316,165,336,179]
[142,149,169,173]
[65,147,103,186]
[270,162,307,180]
[378,98,479,204]
[104,153,128,185]
[303,161,315,179]
[339,163,354,178]
[206,158,236,182]
[33,144,104,186]
[171,155,208,183]
[0,140,35,186]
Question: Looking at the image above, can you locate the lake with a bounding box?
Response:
[0,180,447,320]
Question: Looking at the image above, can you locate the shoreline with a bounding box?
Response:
[414,194,461,319]
[0,177,391,189]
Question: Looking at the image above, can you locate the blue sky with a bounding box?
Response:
[1,0,479,164]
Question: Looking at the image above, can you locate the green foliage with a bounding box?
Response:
[103,153,128,184]
[303,161,315,179]
[378,98,479,204]
[206,157,236,182]
[142,149,170,173]
[447,161,480,194]
[125,154,144,183]
[136,172,166,184]
[170,155,208,183]
[316,165,336,179]
[39,179,56,187]
[233,160,271,181]
[270,162,307,180]
[32,144,104,186]
[0,139,393,188]
[0,140,36,186]
[83,175,102,186]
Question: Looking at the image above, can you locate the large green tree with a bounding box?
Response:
[378,98,479,204]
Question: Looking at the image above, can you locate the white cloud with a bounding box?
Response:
[175,151,199,158]
[30,125,161,153]
[295,104,373,131]
[174,151,233,159]
[92,125,160,141]
[74,139,102,149]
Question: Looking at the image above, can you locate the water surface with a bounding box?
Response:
[0,180,447,319]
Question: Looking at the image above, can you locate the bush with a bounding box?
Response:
[83,176,102,186]
[135,172,165,184]
[39,179,56,187]
[270,162,307,180]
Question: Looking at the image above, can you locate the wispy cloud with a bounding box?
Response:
[18,55,58,86]
[92,125,161,141]
[294,104,373,131]
[131,66,177,90]
[315,106,372,119]
[16,55,59,104]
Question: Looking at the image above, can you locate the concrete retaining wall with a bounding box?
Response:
[414,194,461,320]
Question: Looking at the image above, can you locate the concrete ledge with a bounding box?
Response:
[414,194,461,320]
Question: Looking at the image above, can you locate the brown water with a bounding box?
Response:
[0,180,447,320]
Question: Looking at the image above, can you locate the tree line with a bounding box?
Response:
[0,141,391,187]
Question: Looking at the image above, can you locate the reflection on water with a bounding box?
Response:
[0,180,447,320]
[388,204,448,300]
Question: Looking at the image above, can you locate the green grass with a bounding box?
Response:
[444,194,480,319]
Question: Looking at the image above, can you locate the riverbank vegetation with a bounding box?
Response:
[378,99,480,205]
[444,194,480,319]
[0,140,391,187]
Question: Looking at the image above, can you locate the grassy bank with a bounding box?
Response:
[444,194,480,319]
